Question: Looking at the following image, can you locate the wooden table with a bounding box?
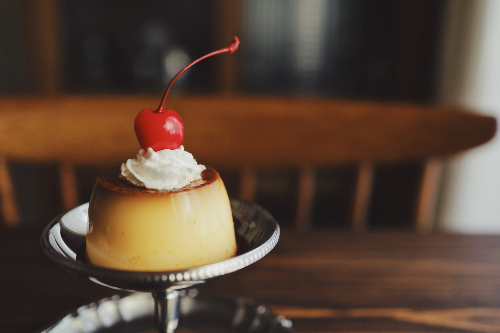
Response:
[2,225,500,333]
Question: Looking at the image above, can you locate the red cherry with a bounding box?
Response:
[134,36,240,151]
[134,108,184,151]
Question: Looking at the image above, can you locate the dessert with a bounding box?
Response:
[86,37,240,271]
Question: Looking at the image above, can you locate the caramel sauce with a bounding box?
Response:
[96,166,219,196]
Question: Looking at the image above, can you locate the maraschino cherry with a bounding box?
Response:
[134,36,240,151]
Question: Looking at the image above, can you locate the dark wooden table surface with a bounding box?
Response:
[3,224,500,333]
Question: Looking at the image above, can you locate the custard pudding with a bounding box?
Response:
[85,37,241,272]
[86,166,237,271]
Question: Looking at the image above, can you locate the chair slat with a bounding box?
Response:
[296,166,316,232]
[414,158,443,232]
[0,157,19,226]
[59,161,78,211]
[239,167,257,201]
[351,162,375,232]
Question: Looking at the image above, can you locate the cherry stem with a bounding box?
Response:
[156,36,240,113]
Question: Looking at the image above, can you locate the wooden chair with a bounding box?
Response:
[0,95,496,232]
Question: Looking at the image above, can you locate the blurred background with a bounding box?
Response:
[0,0,498,232]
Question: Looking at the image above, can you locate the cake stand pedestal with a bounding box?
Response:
[153,290,179,333]
[40,198,280,333]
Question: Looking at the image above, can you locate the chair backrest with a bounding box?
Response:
[0,95,496,231]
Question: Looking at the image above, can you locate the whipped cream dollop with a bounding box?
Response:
[120,146,206,191]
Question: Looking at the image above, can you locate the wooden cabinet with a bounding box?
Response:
[18,0,444,101]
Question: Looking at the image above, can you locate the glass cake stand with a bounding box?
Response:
[40,198,281,333]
